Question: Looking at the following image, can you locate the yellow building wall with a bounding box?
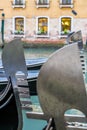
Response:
[0,0,87,43]
[0,0,87,19]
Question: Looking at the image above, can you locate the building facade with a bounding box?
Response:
[0,0,87,43]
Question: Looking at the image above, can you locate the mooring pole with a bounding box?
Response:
[1,13,5,44]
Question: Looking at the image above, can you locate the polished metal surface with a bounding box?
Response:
[37,43,87,130]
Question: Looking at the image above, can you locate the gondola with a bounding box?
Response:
[26,58,47,70]
[0,77,20,130]
[0,57,47,70]
[0,37,87,130]
[0,69,39,95]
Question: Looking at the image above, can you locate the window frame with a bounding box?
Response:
[36,0,50,8]
[59,16,73,38]
[12,0,26,8]
[59,0,74,8]
[36,16,50,38]
[13,16,26,37]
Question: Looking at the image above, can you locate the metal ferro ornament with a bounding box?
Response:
[2,39,28,130]
[37,43,87,130]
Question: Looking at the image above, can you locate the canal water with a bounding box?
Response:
[24,47,59,59]
[0,46,59,59]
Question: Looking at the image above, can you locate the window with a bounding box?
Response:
[61,17,71,34]
[59,0,73,8]
[38,0,48,4]
[59,16,73,36]
[13,16,25,37]
[15,0,24,5]
[12,0,26,8]
[62,0,71,5]
[15,18,24,34]
[36,17,49,37]
[38,17,48,34]
[36,0,49,8]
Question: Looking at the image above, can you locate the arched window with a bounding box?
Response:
[36,16,49,37]
[15,18,24,33]
[13,16,25,36]
[59,16,73,36]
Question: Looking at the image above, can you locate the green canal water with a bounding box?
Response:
[0,46,59,59]
[22,96,47,130]
[24,47,59,130]
[24,47,59,59]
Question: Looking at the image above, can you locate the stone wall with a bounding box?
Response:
[1,18,87,44]
[73,18,87,44]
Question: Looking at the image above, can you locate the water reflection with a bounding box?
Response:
[24,47,59,59]
[0,47,59,59]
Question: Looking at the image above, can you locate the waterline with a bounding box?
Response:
[0,47,59,59]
